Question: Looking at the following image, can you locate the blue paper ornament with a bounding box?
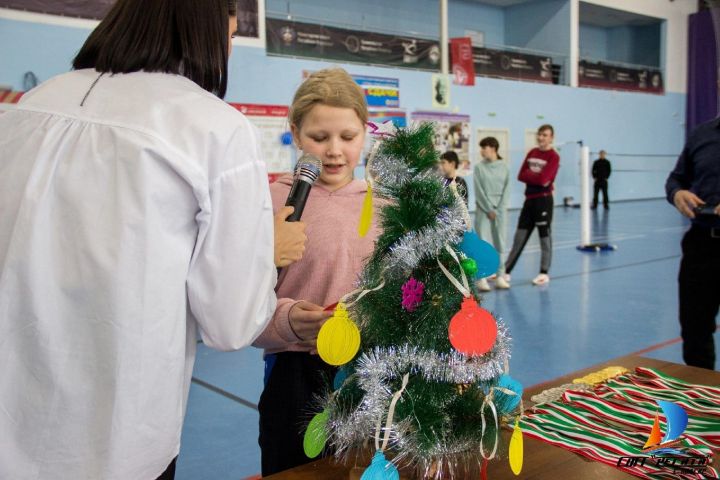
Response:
[360,450,400,480]
[280,131,293,145]
[459,231,500,279]
[497,374,523,411]
[333,367,349,391]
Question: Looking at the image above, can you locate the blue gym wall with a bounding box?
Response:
[0,1,683,209]
[580,22,662,67]
[505,0,571,54]
[579,23,608,60]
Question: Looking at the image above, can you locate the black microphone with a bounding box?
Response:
[285,153,322,221]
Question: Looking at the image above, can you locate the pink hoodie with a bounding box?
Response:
[253,175,381,354]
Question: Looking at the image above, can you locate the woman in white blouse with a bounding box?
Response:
[0,1,305,479]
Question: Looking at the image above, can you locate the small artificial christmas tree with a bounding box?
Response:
[304,123,523,479]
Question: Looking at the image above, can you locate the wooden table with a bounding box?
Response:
[265,355,720,479]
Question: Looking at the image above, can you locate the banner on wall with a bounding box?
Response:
[229,103,292,182]
[450,37,475,86]
[269,18,443,71]
[0,0,113,19]
[268,18,553,85]
[411,111,471,175]
[472,47,552,84]
[578,60,664,94]
[0,0,260,38]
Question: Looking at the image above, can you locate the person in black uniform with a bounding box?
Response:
[665,118,720,370]
[591,150,611,209]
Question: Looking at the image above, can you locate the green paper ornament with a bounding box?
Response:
[303,409,329,458]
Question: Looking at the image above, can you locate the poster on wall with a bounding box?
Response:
[368,108,407,128]
[304,71,401,108]
[363,108,407,165]
[476,127,510,166]
[235,0,259,39]
[411,111,471,175]
[431,74,450,109]
[353,75,400,108]
[229,103,292,182]
[578,60,664,94]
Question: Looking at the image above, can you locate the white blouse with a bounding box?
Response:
[0,70,276,479]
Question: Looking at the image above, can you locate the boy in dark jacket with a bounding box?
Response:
[439,150,469,205]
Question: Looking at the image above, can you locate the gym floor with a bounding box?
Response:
[176,198,717,479]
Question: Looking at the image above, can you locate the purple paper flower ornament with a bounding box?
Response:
[401,278,425,312]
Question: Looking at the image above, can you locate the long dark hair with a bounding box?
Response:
[479,136,502,160]
[73,0,237,98]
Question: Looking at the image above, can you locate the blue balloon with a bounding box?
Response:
[280,131,293,145]
[360,450,399,480]
[333,367,349,391]
[458,231,500,278]
[497,374,523,412]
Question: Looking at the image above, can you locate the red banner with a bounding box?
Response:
[450,37,475,86]
[229,103,288,117]
[0,91,24,103]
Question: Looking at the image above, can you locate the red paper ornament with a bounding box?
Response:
[448,297,497,356]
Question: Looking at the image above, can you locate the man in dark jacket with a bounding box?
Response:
[591,150,611,209]
[665,118,720,370]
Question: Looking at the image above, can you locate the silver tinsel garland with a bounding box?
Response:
[327,323,511,461]
[384,203,467,276]
[367,153,414,198]
[366,152,468,276]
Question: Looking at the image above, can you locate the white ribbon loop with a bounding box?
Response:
[436,245,471,297]
[374,373,410,452]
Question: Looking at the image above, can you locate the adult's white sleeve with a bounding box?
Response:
[186,160,277,351]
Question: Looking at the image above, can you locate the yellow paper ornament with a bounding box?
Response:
[358,184,373,237]
[508,419,524,475]
[317,303,361,366]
